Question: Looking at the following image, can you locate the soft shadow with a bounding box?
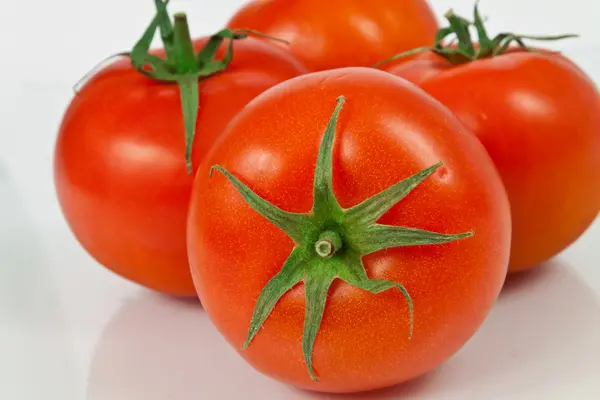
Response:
[87,260,600,399]
[297,260,600,399]
[296,369,442,399]
[500,262,561,295]
[88,292,441,400]
[86,292,303,400]
[154,289,204,307]
[0,163,7,183]
[0,168,79,399]
[396,259,600,398]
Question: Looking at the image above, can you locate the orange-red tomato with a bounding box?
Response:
[54,37,307,296]
[187,68,511,392]
[227,0,439,72]
[383,49,600,272]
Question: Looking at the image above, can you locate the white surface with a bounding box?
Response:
[1,0,599,399]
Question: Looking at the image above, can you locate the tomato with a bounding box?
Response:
[380,6,600,272]
[187,67,510,392]
[227,0,439,72]
[54,10,307,296]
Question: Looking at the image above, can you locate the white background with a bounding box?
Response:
[1,0,599,399]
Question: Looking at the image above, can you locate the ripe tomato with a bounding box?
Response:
[187,67,510,392]
[54,12,307,296]
[227,0,439,72]
[380,7,600,272]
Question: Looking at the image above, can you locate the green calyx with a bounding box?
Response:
[127,0,286,173]
[375,1,577,67]
[74,2,286,173]
[210,96,474,382]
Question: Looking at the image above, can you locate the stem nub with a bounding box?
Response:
[315,231,343,258]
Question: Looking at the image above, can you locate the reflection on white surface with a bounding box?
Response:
[0,166,79,400]
[85,261,600,399]
[86,294,303,400]
[406,260,600,399]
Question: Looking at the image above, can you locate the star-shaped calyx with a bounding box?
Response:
[210,96,474,382]
[76,0,287,174]
[374,1,577,67]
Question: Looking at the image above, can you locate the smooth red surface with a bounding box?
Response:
[227,0,439,72]
[384,50,600,272]
[54,37,307,296]
[188,68,511,392]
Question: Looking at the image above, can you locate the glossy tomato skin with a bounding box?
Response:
[188,68,511,392]
[54,37,307,296]
[227,0,439,72]
[384,50,600,272]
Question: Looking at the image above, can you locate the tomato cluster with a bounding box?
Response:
[54,0,599,394]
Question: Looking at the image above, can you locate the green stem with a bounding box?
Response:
[172,14,197,73]
[120,2,287,174]
[315,231,343,258]
[444,9,475,57]
[77,2,292,174]
[154,0,175,62]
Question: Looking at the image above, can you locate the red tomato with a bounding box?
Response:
[227,0,439,72]
[187,67,510,392]
[54,35,307,296]
[383,49,600,272]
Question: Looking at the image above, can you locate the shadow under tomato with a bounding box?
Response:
[87,259,600,399]
[0,163,7,183]
[86,291,307,400]
[294,368,442,399]
[0,169,79,399]
[155,290,204,306]
[454,259,600,397]
[300,259,600,399]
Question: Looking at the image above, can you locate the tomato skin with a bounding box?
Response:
[54,37,307,296]
[227,0,439,72]
[384,50,600,272]
[187,68,510,392]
